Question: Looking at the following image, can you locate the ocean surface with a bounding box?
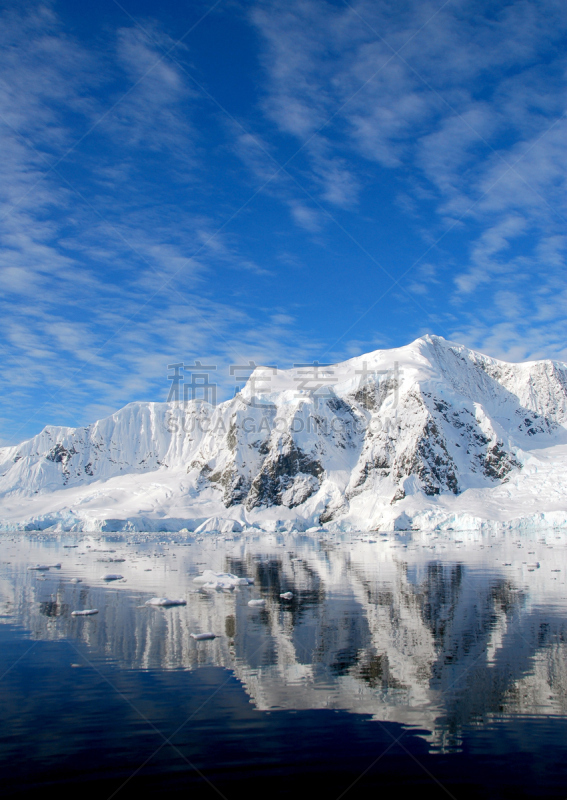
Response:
[1,529,567,799]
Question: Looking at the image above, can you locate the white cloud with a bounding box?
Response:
[288,201,322,232]
[3,0,567,444]
[249,0,567,359]
[0,7,312,444]
[105,25,197,155]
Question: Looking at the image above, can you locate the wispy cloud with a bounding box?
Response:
[2,0,567,445]
[249,0,567,359]
[0,5,314,444]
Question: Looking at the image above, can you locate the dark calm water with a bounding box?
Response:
[2,530,567,799]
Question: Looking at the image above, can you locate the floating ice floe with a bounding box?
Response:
[193,570,254,590]
[279,592,293,600]
[97,558,126,563]
[190,632,216,640]
[70,578,82,584]
[145,597,187,607]
[28,563,61,571]
[248,599,266,607]
[101,573,123,581]
[71,609,98,616]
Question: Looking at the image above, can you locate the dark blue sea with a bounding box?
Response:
[1,530,567,799]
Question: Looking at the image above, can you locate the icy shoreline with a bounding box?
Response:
[3,507,567,534]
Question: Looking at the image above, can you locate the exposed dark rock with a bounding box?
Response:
[482,441,520,480]
[46,443,77,465]
[354,384,378,410]
[408,419,459,495]
[207,464,250,507]
[391,486,405,503]
[326,396,352,414]
[222,469,250,507]
[246,438,324,509]
[353,374,398,412]
[319,500,348,524]
[226,419,238,451]
[45,443,78,484]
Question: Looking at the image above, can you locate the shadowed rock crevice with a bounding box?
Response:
[245,439,324,510]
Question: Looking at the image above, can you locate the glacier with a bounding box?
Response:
[2,334,567,533]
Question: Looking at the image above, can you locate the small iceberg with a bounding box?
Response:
[97,557,126,563]
[201,579,234,591]
[145,597,187,607]
[279,592,293,600]
[101,573,123,581]
[193,570,253,590]
[29,565,51,571]
[190,632,216,640]
[71,609,99,616]
[248,599,266,607]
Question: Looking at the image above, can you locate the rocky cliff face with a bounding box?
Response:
[1,335,567,532]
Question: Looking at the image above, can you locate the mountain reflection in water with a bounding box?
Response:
[1,529,566,752]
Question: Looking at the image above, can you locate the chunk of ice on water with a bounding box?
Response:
[248,599,266,607]
[201,580,235,591]
[279,592,293,600]
[70,578,82,584]
[29,565,50,571]
[97,558,125,563]
[71,609,98,616]
[145,597,187,607]
[101,573,123,581]
[190,632,216,640]
[193,570,253,588]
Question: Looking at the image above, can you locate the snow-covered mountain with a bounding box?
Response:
[2,334,567,532]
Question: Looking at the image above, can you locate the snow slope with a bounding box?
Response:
[2,334,567,532]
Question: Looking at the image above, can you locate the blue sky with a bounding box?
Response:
[1,0,567,444]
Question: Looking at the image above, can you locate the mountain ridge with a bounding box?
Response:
[2,335,567,532]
